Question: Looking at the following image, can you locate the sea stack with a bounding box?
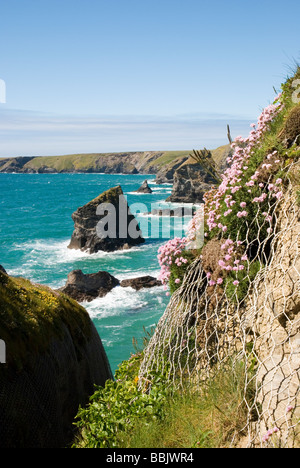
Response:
[68,185,145,254]
[135,180,153,193]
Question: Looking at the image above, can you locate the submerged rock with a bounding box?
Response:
[68,185,145,254]
[59,269,120,302]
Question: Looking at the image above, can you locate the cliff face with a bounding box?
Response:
[167,145,232,203]
[0,151,190,175]
[166,161,218,203]
[243,167,300,446]
[0,270,112,448]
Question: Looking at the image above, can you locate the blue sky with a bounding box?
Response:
[0,0,299,157]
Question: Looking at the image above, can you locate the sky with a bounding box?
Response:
[0,0,299,157]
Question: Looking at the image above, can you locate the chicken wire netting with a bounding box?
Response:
[138,163,300,448]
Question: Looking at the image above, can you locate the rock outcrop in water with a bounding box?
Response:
[0,270,112,448]
[135,180,153,193]
[59,270,120,302]
[68,185,145,254]
[59,270,163,302]
[120,275,162,290]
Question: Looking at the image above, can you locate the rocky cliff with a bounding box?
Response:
[167,145,232,203]
[0,151,190,175]
[0,269,112,448]
[243,163,300,447]
[68,185,145,254]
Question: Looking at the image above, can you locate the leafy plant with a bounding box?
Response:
[72,353,171,448]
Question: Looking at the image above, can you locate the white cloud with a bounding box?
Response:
[0,108,253,157]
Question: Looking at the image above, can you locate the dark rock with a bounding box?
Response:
[59,270,120,302]
[0,157,35,173]
[135,180,153,193]
[166,163,219,204]
[166,145,232,204]
[68,185,145,254]
[154,157,190,184]
[0,265,7,274]
[120,275,162,290]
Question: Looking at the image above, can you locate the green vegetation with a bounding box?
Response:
[72,352,254,448]
[72,353,172,448]
[144,150,191,170]
[24,153,112,172]
[0,271,91,368]
[22,151,192,173]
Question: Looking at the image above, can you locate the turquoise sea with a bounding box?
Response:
[0,173,192,373]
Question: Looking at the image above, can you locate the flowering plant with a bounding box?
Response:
[157,85,299,296]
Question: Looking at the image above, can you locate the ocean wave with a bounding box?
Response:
[83,286,151,319]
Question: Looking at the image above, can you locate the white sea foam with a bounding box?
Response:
[85,285,165,319]
[83,286,149,319]
[13,238,154,263]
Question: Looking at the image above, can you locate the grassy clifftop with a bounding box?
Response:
[0,147,230,176]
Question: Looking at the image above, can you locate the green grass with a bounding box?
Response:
[24,153,108,171]
[118,360,253,449]
[72,349,254,449]
[147,151,191,169]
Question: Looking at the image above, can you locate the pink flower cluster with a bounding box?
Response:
[157,237,188,288]
[157,93,285,293]
[205,97,283,233]
[186,204,204,247]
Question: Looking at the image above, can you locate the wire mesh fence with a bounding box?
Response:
[138,162,300,448]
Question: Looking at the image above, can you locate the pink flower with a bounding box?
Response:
[233,280,239,286]
[175,278,181,284]
[240,202,247,208]
[217,277,223,284]
[237,211,248,218]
